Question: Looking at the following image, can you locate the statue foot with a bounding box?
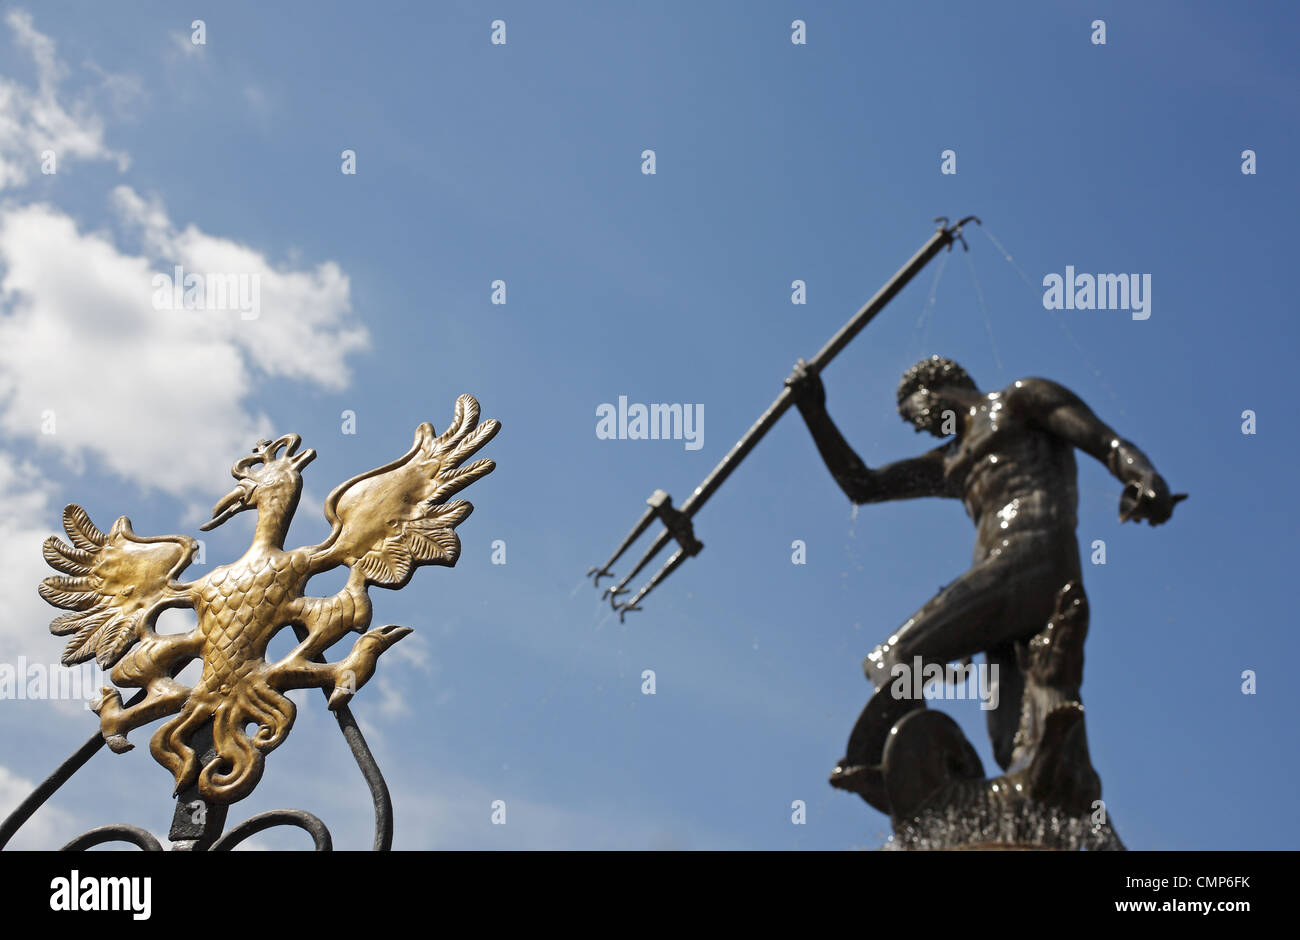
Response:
[1024,703,1100,814]
[103,733,134,754]
[91,686,134,752]
[829,761,889,813]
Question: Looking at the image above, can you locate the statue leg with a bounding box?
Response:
[862,555,1035,689]
[95,679,193,753]
[266,624,412,709]
[836,538,1075,806]
[284,571,373,663]
[984,641,1026,771]
[95,630,203,752]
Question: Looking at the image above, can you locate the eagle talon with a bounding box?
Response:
[103,733,134,754]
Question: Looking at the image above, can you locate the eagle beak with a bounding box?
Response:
[201,482,253,531]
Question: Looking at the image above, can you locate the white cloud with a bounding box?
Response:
[0,453,57,663]
[0,75,366,499]
[0,453,145,708]
[167,29,204,60]
[0,9,128,189]
[0,10,383,849]
[0,189,369,493]
[82,60,147,121]
[0,11,367,650]
[0,762,78,849]
[112,185,368,391]
[1,200,257,494]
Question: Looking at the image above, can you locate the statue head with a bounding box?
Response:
[201,434,317,531]
[896,356,978,436]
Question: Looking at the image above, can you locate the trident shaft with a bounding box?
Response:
[588,215,981,621]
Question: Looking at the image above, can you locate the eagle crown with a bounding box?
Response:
[200,433,317,549]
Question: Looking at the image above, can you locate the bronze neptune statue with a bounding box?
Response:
[786,355,1185,848]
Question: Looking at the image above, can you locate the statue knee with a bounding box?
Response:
[863,639,910,690]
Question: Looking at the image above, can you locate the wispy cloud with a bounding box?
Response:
[0,9,367,778]
[0,191,367,495]
[0,9,129,188]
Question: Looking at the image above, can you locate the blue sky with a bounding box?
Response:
[0,1,1296,849]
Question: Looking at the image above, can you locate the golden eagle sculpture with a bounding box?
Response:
[38,395,499,805]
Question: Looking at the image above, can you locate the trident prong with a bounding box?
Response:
[587,503,659,591]
[935,215,981,253]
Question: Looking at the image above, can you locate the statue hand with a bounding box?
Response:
[1119,473,1184,526]
[785,359,826,410]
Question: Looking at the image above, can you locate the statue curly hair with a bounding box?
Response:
[896,355,978,406]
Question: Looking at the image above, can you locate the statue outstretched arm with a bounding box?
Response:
[786,361,958,504]
[1012,377,1182,524]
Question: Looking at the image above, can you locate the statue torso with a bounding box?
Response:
[943,389,1079,559]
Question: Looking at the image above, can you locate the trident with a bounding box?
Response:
[588,215,980,621]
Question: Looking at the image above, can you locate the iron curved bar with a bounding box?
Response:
[209,809,332,851]
[207,702,393,851]
[293,621,396,851]
[2,647,396,850]
[0,690,145,851]
[330,700,396,851]
[61,824,164,852]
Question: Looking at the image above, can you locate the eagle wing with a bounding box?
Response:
[40,505,197,668]
[308,394,500,587]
